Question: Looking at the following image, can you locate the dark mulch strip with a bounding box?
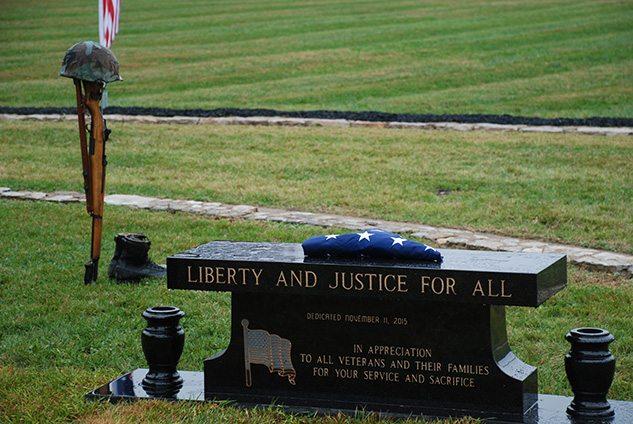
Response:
[2,106,632,128]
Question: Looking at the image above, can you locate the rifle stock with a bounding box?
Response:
[81,80,108,284]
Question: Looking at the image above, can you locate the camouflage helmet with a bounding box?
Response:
[59,41,123,83]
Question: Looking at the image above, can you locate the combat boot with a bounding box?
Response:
[108,233,166,282]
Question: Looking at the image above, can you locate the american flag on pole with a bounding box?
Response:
[242,319,296,387]
[302,229,443,262]
[99,0,120,48]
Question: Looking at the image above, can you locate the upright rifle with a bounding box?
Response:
[60,41,122,283]
[77,80,110,283]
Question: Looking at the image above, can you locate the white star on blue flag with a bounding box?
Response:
[357,231,373,241]
[391,237,406,246]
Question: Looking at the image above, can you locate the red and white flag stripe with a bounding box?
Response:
[99,0,120,48]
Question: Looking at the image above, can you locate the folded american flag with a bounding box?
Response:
[302,229,443,262]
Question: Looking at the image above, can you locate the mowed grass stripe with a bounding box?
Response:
[111,1,631,111]
[1,0,631,116]
[115,16,633,110]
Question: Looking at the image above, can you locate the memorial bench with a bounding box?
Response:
[164,241,566,422]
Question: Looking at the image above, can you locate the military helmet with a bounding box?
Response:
[59,41,123,83]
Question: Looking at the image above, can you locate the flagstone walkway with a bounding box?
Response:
[3,187,632,277]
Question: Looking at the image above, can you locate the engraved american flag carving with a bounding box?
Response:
[242,319,296,387]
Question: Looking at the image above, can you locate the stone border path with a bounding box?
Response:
[2,187,632,277]
[1,113,632,136]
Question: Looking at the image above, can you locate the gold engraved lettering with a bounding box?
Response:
[367,345,432,358]
[421,276,429,292]
[335,369,359,379]
[278,270,317,288]
[331,272,408,292]
[415,361,441,371]
[251,268,262,285]
[329,273,338,290]
[501,280,512,298]
[305,271,317,288]
[364,370,399,382]
[187,266,198,283]
[345,314,380,324]
[472,280,485,296]
[227,267,236,284]
[306,312,342,321]
[487,279,499,297]
[313,367,329,377]
[202,267,233,284]
[342,272,353,290]
[446,277,456,294]
[472,279,512,298]
[205,266,214,283]
[238,268,249,284]
[338,356,385,368]
[390,359,411,369]
[447,363,490,375]
[421,276,457,295]
[277,271,288,286]
[366,273,376,290]
[405,373,426,384]
[429,375,475,388]
[333,272,362,290]
[316,354,334,365]
[290,270,302,286]
[189,266,262,285]
[216,267,225,284]
[384,274,396,292]
[431,277,443,294]
[398,274,408,292]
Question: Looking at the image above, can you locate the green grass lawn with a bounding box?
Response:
[1,0,632,117]
[2,121,632,255]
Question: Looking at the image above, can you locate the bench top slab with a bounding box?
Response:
[167,241,567,307]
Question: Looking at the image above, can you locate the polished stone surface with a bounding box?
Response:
[86,369,204,402]
[86,369,633,423]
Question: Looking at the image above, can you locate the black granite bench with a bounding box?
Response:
[164,241,567,422]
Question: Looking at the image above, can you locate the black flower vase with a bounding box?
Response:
[565,327,615,419]
[141,306,185,397]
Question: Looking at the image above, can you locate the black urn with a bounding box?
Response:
[565,327,615,419]
[141,306,185,397]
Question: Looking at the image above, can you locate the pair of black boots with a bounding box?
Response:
[108,233,166,282]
